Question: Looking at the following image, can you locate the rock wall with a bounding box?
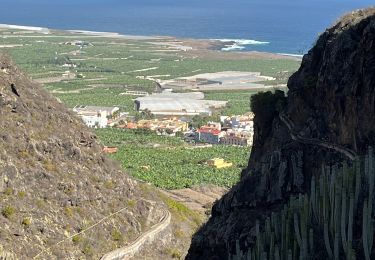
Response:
[0,55,161,259]
[187,7,375,259]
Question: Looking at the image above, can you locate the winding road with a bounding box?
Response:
[101,207,171,260]
[33,200,171,260]
[279,113,357,160]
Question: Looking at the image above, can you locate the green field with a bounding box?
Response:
[96,128,249,189]
[1,28,300,189]
[1,31,300,117]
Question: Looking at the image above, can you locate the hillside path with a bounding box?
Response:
[101,207,171,260]
[279,112,357,160]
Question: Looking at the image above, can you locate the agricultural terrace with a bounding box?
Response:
[96,128,250,189]
[0,27,300,189]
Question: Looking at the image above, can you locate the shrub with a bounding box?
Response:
[2,206,15,218]
[72,235,81,244]
[18,191,26,199]
[22,217,31,227]
[104,180,114,189]
[250,90,286,143]
[126,199,136,208]
[111,229,123,242]
[166,248,182,259]
[250,90,286,115]
[64,206,74,217]
[4,188,13,196]
[82,243,93,256]
[18,150,29,158]
[36,199,45,208]
[42,160,57,172]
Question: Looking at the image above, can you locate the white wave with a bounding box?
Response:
[221,43,246,51]
[215,38,270,45]
[277,53,304,58]
[0,24,49,33]
[213,38,269,51]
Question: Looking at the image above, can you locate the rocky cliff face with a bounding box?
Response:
[187,8,375,259]
[0,55,164,258]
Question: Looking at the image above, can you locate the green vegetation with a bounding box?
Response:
[17,191,26,199]
[64,206,74,217]
[2,206,15,219]
[2,31,299,115]
[111,229,123,242]
[42,159,57,172]
[1,29,299,190]
[250,90,286,142]
[3,188,13,196]
[21,217,31,227]
[96,128,184,147]
[72,235,81,244]
[82,242,93,256]
[250,90,286,115]
[159,192,203,225]
[165,247,183,259]
[96,128,249,189]
[205,90,259,115]
[230,148,375,259]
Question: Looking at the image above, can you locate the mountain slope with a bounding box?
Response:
[0,54,165,258]
[187,7,375,259]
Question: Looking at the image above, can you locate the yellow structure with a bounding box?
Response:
[136,119,188,133]
[207,158,233,169]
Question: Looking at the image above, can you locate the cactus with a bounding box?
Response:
[287,249,292,260]
[341,186,348,255]
[354,160,361,211]
[269,232,275,260]
[323,178,333,258]
[363,200,370,260]
[310,176,318,223]
[347,193,354,256]
[274,245,280,260]
[238,148,375,260]
[256,220,262,258]
[294,213,302,249]
[309,228,314,254]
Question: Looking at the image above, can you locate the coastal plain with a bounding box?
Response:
[0,25,300,190]
[0,25,302,259]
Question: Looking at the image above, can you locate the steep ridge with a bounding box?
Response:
[0,55,165,258]
[187,7,375,259]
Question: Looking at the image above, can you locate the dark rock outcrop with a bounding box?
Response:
[187,7,375,259]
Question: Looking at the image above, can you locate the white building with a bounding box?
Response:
[73,106,119,128]
[134,92,227,116]
[80,111,108,128]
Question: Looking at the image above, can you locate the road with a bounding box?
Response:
[101,207,171,260]
[33,200,171,260]
[279,113,356,160]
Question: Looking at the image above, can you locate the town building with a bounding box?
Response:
[62,40,93,47]
[119,118,188,135]
[196,128,224,144]
[220,131,253,147]
[196,122,224,144]
[134,91,227,117]
[79,111,108,128]
[222,113,254,129]
[73,105,120,128]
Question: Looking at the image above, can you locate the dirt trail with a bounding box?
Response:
[101,208,171,260]
[279,113,356,160]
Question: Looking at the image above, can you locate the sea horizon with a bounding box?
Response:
[0,0,373,54]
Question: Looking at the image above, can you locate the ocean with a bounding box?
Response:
[1,0,373,54]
